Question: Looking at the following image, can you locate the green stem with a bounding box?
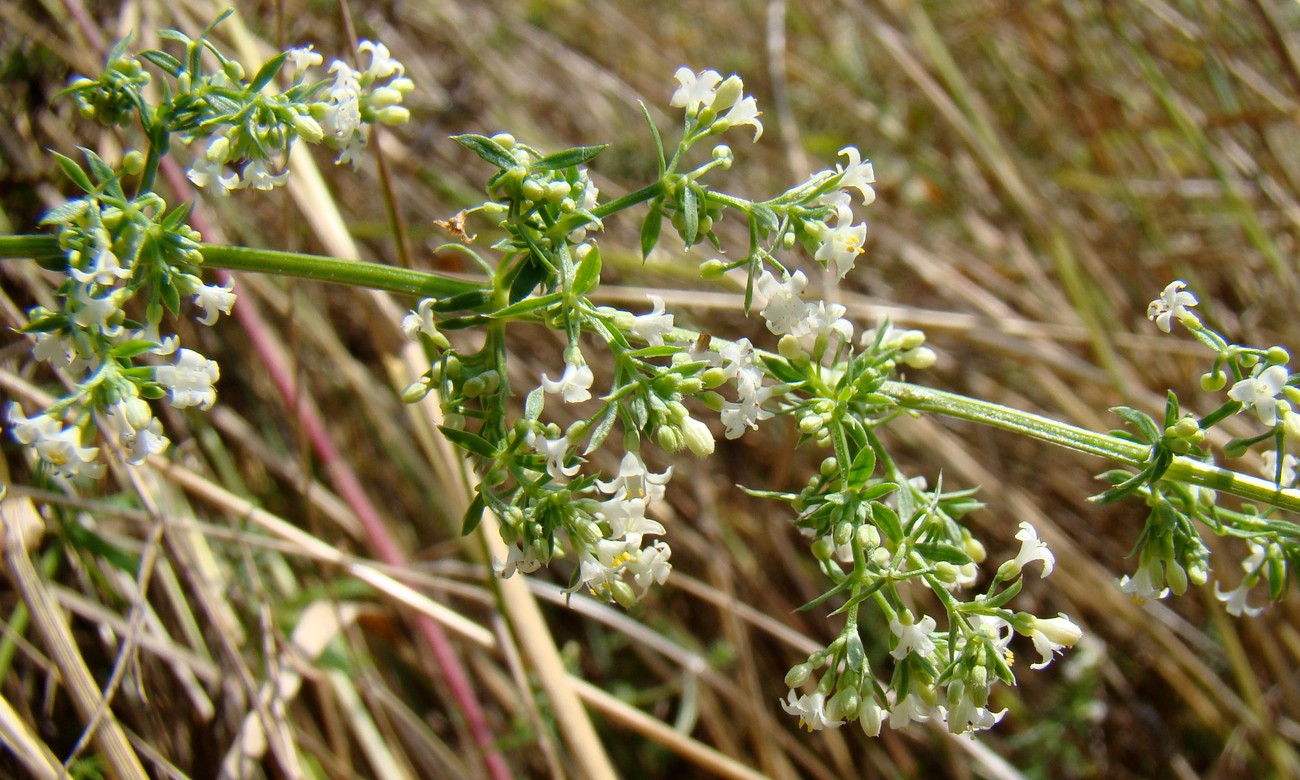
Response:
[879,380,1300,514]
[593,181,664,219]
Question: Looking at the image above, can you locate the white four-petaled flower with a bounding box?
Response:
[541,358,595,404]
[1146,280,1199,333]
[1227,364,1290,427]
[155,348,220,410]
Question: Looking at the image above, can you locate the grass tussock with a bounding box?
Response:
[2,0,1300,777]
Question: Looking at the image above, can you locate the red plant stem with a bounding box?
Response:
[158,159,513,779]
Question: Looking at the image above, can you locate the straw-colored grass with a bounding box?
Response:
[2,0,1299,777]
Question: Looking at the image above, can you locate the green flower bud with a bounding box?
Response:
[521,179,545,202]
[491,133,516,149]
[1200,371,1226,392]
[400,381,430,404]
[681,415,715,457]
[1268,346,1291,365]
[784,663,811,688]
[699,259,728,280]
[376,106,410,126]
[819,457,838,476]
[222,60,246,82]
[656,425,685,453]
[122,150,145,176]
[611,581,637,608]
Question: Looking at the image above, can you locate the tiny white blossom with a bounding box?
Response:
[7,403,105,479]
[1146,280,1199,333]
[889,613,937,660]
[493,543,542,578]
[1261,450,1298,485]
[669,67,723,114]
[240,159,289,191]
[527,430,579,481]
[541,358,594,404]
[596,451,671,503]
[68,241,130,286]
[1010,521,1055,578]
[155,348,220,410]
[796,300,854,344]
[1214,581,1264,617]
[357,40,404,80]
[103,398,169,465]
[1027,614,1082,669]
[756,270,808,336]
[813,201,867,279]
[401,299,451,348]
[1118,555,1170,601]
[835,146,877,205]
[625,540,672,590]
[630,294,674,346]
[193,280,236,326]
[285,45,323,78]
[887,692,942,730]
[947,687,1006,734]
[781,691,842,732]
[1228,365,1290,427]
[717,95,763,141]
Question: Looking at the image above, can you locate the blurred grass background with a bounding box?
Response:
[2,0,1300,777]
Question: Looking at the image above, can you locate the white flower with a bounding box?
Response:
[1117,557,1170,602]
[630,295,674,346]
[1261,450,1298,485]
[813,202,867,279]
[240,160,289,191]
[103,398,169,465]
[7,403,105,479]
[887,692,941,730]
[669,67,723,114]
[70,286,125,337]
[527,430,579,481]
[720,390,774,439]
[155,348,220,410]
[1214,581,1263,617]
[493,544,542,578]
[596,451,671,503]
[68,240,130,286]
[1009,521,1055,578]
[193,280,236,326]
[889,612,937,660]
[835,147,876,205]
[1146,280,1199,333]
[541,358,595,404]
[756,270,808,336]
[358,40,404,80]
[717,95,763,141]
[1228,365,1290,427]
[285,45,323,78]
[947,686,1006,734]
[795,301,853,344]
[1027,614,1082,669]
[401,299,451,348]
[625,540,672,590]
[781,691,842,732]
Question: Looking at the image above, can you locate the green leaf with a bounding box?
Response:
[749,203,779,235]
[759,354,805,385]
[981,578,1022,609]
[51,152,95,194]
[461,492,485,536]
[584,404,619,454]
[795,578,853,612]
[640,201,663,260]
[1111,406,1160,444]
[80,147,117,187]
[140,49,183,76]
[489,291,561,320]
[40,198,91,226]
[113,340,160,359]
[624,345,679,360]
[248,52,288,92]
[140,383,166,400]
[158,29,194,46]
[845,444,877,488]
[858,482,900,502]
[871,502,903,544]
[524,386,545,421]
[913,542,972,566]
[508,254,550,304]
[571,243,602,296]
[531,145,608,171]
[20,314,66,333]
[736,485,799,502]
[437,426,498,459]
[431,290,493,313]
[452,134,517,170]
[681,184,699,247]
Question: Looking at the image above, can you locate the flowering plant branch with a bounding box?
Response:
[4,24,1299,742]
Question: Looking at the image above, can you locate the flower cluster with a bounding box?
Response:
[184,39,413,195]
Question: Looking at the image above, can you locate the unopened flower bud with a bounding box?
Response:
[369,87,403,107]
[819,457,838,476]
[611,581,637,608]
[699,259,727,279]
[122,150,145,176]
[799,414,824,436]
[784,663,812,688]
[779,334,804,360]
[902,347,936,369]
[656,425,685,453]
[521,179,545,201]
[491,133,516,149]
[680,416,715,457]
[1201,371,1226,392]
[401,381,430,403]
[291,112,324,143]
[811,537,835,562]
[223,60,246,81]
[376,106,410,126]
[545,181,571,202]
[1268,346,1291,365]
[701,367,728,389]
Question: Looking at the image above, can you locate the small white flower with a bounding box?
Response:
[889,612,937,660]
[493,543,542,578]
[71,286,125,337]
[187,147,241,196]
[1118,557,1170,602]
[1214,581,1264,617]
[781,691,842,732]
[630,294,674,346]
[155,348,220,410]
[401,299,451,348]
[669,67,723,114]
[717,95,763,141]
[358,40,404,80]
[625,540,672,590]
[1146,280,1199,333]
[1228,365,1290,427]
[527,430,579,481]
[285,45,323,78]
[596,451,671,503]
[720,390,774,439]
[68,241,130,286]
[1261,450,1298,485]
[541,358,595,404]
[813,202,867,279]
[835,146,876,206]
[1010,521,1055,578]
[240,159,289,191]
[103,398,169,465]
[1027,614,1082,669]
[947,687,1006,734]
[887,692,941,730]
[796,300,854,344]
[756,270,808,336]
[7,403,105,479]
[193,280,236,326]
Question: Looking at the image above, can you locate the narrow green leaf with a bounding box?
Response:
[452,134,516,170]
[858,481,900,502]
[80,147,117,186]
[795,577,853,612]
[438,426,497,459]
[113,340,160,359]
[249,52,289,92]
[981,578,1023,610]
[531,144,607,171]
[871,502,904,544]
[681,185,699,247]
[51,152,95,194]
[638,101,665,176]
[571,243,602,296]
[489,291,561,320]
[913,542,972,566]
[40,198,91,226]
[139,49,183,76]
[640,202,663,260]
[845,444,877,488]
[584,404,619,454]
[461,492,486,536]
